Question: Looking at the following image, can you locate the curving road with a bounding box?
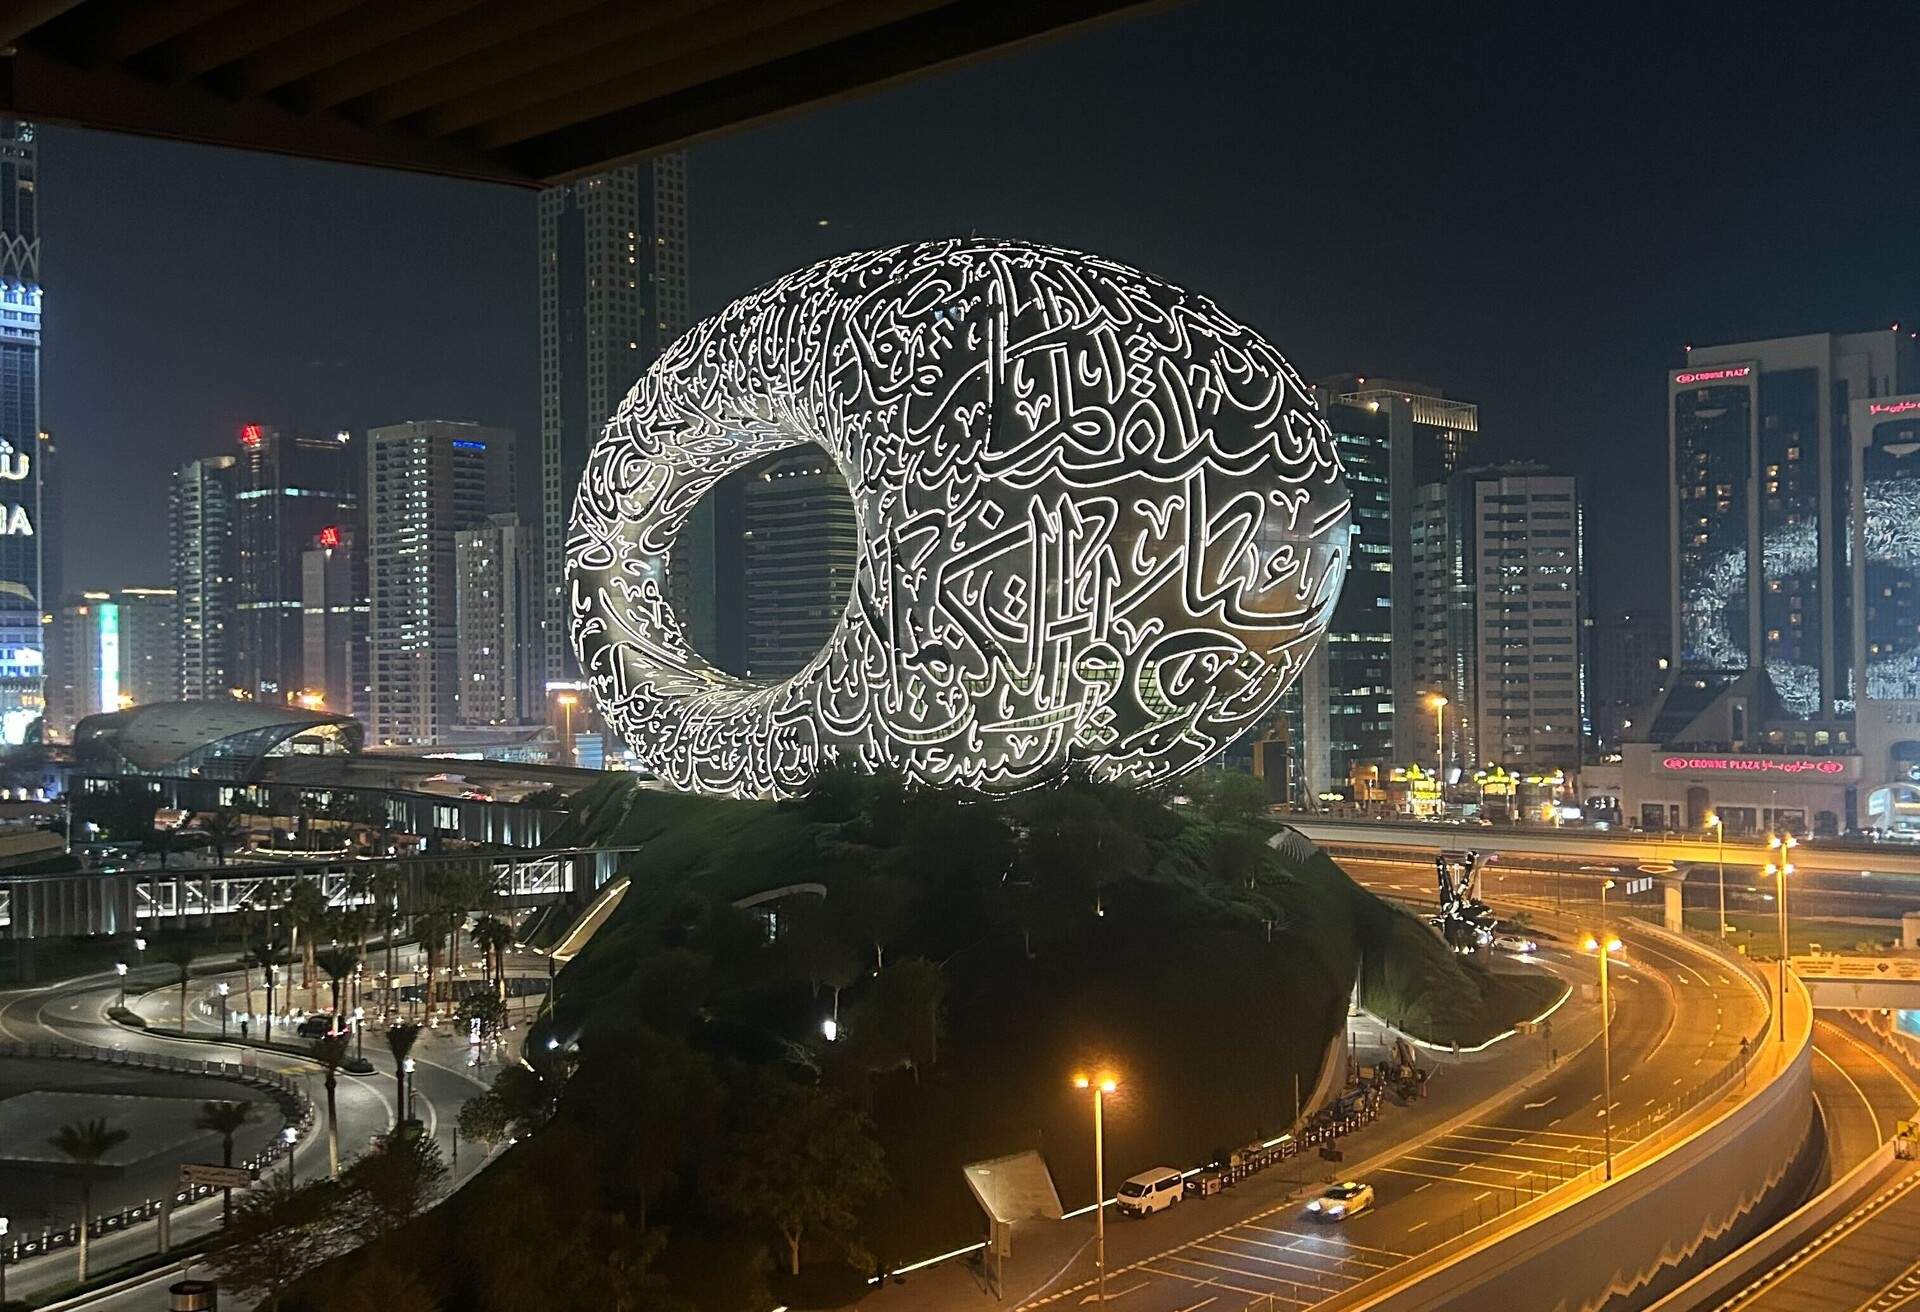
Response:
[0,952,503,1306]
[989,859,1771,1312]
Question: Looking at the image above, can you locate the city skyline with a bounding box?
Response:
[36,0,1920,609]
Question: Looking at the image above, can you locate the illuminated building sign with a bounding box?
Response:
[98,601,120,715]
[571,239,1352,799]
[452,439,487,451]
[1658,755,1847,776]
[1868,400,1920,416]
[1672,366,1753,386]
[316,525,341,549]
[240,424,264,446]
[0,441,31,536]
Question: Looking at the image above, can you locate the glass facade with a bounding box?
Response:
[1325,422,1392,781]
[1673,380,1754,670]
[1861,410,1920,701]
[1758,368,1820,714]
[0,121,42,743]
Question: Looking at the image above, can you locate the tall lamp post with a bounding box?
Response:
[1767,832,1796,1043]
[1583,930,1622,1180]
[1705,813,1726,939]
[1072,1071,1117,1304]
[557,692,578,767]
[115,961,128,1008]
[217,981,230,1038]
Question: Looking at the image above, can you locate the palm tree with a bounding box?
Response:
[470,916,514,999]
[372,864,403,1015]
[315,944,360,1032]
[157,939,197,1030]
[48,1118,129,1282]
[197,809,244,866]
[384,1023,420,1130]
[284,879,328,1007]
[193,1100,255,1225]
[309,1033,351,1178]
[418,907,459,1019]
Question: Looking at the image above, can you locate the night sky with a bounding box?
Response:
[42,0,1920,612]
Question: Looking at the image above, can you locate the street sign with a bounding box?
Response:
[180,1163,252,1189]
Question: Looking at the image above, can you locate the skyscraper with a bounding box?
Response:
[46,587,177,737]
[172,454,239,700]
[455,513,537,725]
[0,121,46,743]
[538,156,689,689]
[300,523,367,723]
[1588,608,1669,751]
[366,420,514,746]
[234,425,356,703]
[1851,391,1920,833]
[1409,465,1585,773]
[1297,388,1394,797]
[1319,376,1478,773]
[739,450,857,680]
[1669,332,1916,718]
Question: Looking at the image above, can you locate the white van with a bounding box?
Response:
[1116,1167,1185,1217]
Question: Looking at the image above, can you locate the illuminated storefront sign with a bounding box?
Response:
[1658,755,1847,776]
[1672,366,1753,386]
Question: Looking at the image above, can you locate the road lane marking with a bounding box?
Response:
[1215,1232,1389,1272]
[1813,1043,1883,1144]
[1524,1098,1555,1109]
[1233,1223,1409,1259]
[1406,1220,1428,1233]
[1192,1241,1358,1283]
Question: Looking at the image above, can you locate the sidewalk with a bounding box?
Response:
[856,978,1601,1311]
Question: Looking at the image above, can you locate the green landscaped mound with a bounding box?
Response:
[277,772,1557,1312]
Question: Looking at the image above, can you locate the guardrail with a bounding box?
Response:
[0,1039,313,1266]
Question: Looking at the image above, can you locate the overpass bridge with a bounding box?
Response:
[0,844,639,940]
[1283,815,1920,879]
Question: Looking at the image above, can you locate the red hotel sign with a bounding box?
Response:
[1659,755,1845,775]
[1673,366,1753,386]
[1868,400,1920,416]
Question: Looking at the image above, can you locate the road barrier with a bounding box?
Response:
[0,1038,313,1265]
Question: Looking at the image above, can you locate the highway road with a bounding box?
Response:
[0,951,501,1306]
[999,862,1771,1312]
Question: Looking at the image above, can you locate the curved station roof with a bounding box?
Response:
[75,700,362,779]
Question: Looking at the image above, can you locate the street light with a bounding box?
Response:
[1428,694,1449,790]
[556,692,578,767]
[1072,1071,1118,1304]
[115,961,128,1008]
[1582,931,1623,1180]
[282,1126,299,1187]
[1767,832,1796,1043]
[353,1006,366,1061]
[217,981,230,1038]
[1705,813,1726,939]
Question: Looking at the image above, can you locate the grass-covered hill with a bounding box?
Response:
[282,771,1557,1312]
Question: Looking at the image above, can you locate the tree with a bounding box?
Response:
[284,878,329,1007]
[47,1117,129,1282]
[193,1099,256,1226]
[706,1074,888,1277]
[197,808,245,865]
[832,867,914,973]
[1209,825,1272,892]
[457,1064,556,1151]
[470,914,514,997]
[203,1172,349,1308]
[385,1023,421,1129]
[850,956,946,1080]
[778,898,858,1022]
[456,991,508,1046]
[339,1130,448,1239]
[157,938,197,1030]
[309,1033,352,1178]
[315,943,361,1030]
[1200,769,1269,826]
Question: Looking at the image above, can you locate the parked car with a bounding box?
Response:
[1305,1180,1375,1222]
[1116,1167,1185,1217]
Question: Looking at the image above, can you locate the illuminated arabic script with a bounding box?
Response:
[569,238,1351,799]
[1658,756,1845,775]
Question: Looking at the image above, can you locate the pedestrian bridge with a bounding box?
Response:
[1791,953,1920,1009]
[0,845,640,940]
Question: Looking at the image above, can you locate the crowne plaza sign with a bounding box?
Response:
[1656,754,1856,781]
